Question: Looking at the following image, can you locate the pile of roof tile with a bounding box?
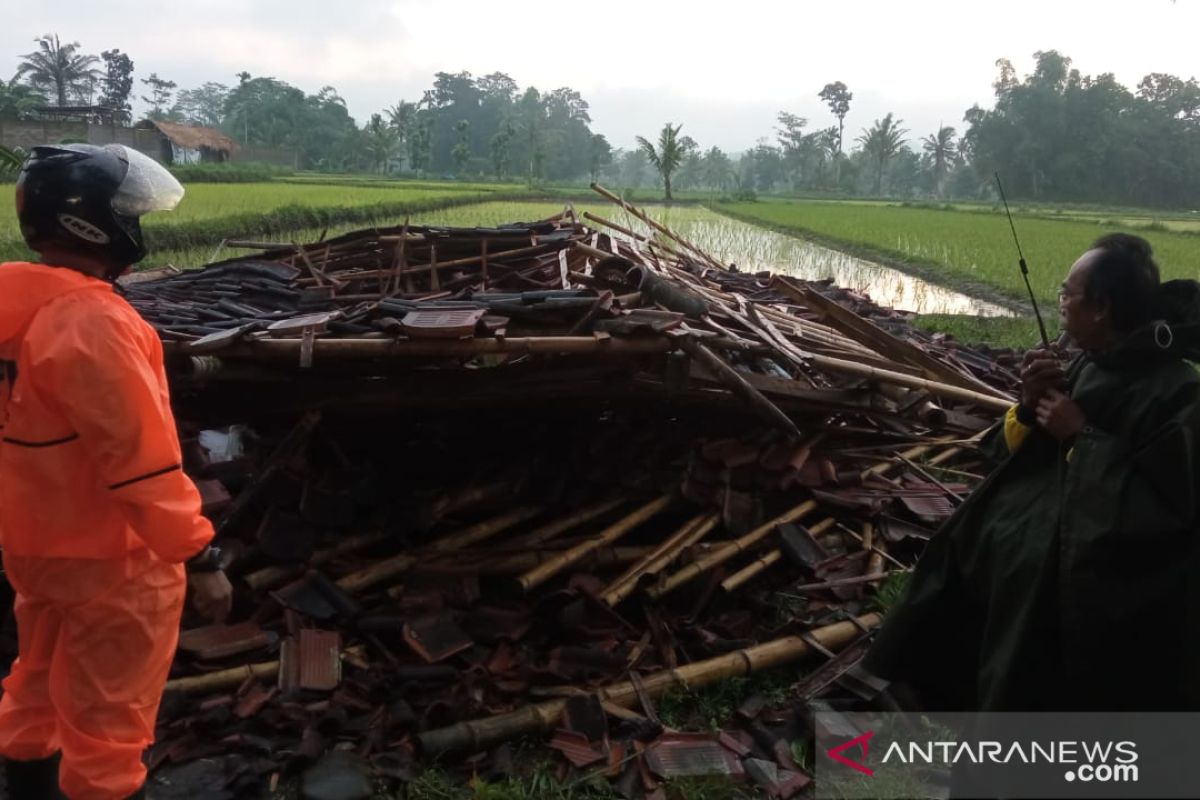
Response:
[117,187,1024,798]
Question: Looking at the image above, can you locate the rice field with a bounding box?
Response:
[0,180,527,262]
[715,198,1200,306]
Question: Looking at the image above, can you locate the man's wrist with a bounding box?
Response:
[1015,403,1038,425]
[186,544,224,574]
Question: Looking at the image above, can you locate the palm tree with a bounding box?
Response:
[14,34,99,107]
[637,123,693,201]
[364,113,398,174]
[856,113,909,195]
[387,100,417,170]
[921,125,958,198]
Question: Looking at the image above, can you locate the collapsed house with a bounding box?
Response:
[116,188,1020,798]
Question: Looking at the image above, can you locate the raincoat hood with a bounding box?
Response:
[0,261,109,361]
[1093,279,1200,368]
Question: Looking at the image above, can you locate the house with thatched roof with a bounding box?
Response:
[134,120,238,165]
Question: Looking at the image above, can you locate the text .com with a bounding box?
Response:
[1067,764,1140,783]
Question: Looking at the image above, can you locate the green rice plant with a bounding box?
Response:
[715,199,1200,306]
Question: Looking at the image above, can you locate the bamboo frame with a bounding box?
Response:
[646,500,817,599]
[242,530,389,591]
[680,339,802,438]
[417,614,881,755]
[590,183,726,271]
[164,336,676,361]
[165,660,281,693]
[600,512,719,606]
[718,517,835,593]
[515,495,673,592]
[336,505,543,593]
[414,545,653,576]
[506,498,627,547]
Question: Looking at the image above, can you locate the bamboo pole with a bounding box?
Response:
[649,440,961,600]
[325,242,566,282]
[243,530,389,591]
[415,545,654,576]
[805,351,1014,411]
[516,495,673,593]
[581,211,650,243]
[770,276,995,394]
[506,498,627,547]
[669,273,878,358]
[646,500,817,599]
[601,512,719,606]
[680,338,802,438]
[243,482,515,591]
[417,614,881,755]
[837,523,906,570]
[424,505,544,553]
[720,550,782,593]
[336,506,544,593]
[866,541,886,582]
[718,518,836,593]
[166,336,676,362]
[589,183,726,271]
[787,572,908,593]
[165,660,280,693]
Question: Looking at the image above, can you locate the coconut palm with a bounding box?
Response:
[636,123,693,201]
[364,113,398,174]
[921,125,958,198]
[14,34,99,107]
[856,113,909,195]
[387,100,417,169]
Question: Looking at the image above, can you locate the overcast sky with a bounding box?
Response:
[5,0,1198,153]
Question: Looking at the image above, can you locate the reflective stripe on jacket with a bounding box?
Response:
[0,261,213,561]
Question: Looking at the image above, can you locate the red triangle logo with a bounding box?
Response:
[827,730,875,776]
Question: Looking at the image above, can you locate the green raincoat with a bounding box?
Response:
[865,280,1200,711]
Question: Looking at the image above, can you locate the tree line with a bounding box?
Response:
[3,35,1198,207]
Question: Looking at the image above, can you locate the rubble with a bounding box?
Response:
[113,186,1023,795]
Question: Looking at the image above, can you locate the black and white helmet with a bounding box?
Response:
[15,143,184,278]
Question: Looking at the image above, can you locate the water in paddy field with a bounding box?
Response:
[656,209,1015,317]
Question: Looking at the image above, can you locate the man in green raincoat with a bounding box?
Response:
[865,233,1200,712]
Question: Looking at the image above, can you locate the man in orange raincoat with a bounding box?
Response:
[0,144,233,799]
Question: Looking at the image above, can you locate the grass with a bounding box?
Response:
[912,313,1053,350]
[869,572,914,615]
[715,198,1200,307]
[0,183,537,263]
[657,668,796,731]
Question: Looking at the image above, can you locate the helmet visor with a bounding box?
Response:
[107,144,185,216]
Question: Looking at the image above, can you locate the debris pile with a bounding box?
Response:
[126,187,1018,797]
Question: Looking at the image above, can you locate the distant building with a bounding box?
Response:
[0,116,295,168]
[134,120,238,165]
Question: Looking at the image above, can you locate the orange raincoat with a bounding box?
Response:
[0,262,213,799]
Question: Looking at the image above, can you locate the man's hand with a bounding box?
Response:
[1036,389,1087,441]
[190,571,233,623]
[1020,346,1067,409]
